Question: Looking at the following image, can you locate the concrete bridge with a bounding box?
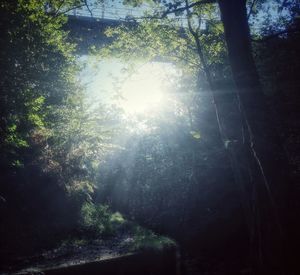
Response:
[64,15,128,55]
[68,5,142,20]
[64,6,186,55]
[63,5,148,54]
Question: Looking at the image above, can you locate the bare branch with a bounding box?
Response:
[54,0,67,16]
[161,0,216,17]
[55,4,85,17]
[83,0,93,17]
[130,0,215,21]
[247,0,258,20]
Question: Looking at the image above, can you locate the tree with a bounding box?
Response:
[184,0,295,272]
[99,0,298,272]
[217,1,296,273]
[0,0,116,251]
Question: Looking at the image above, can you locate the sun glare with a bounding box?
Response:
[79,58,178,119]
[120,63,174,114]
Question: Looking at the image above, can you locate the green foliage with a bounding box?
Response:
[102,18,198,73]
[80,202,125,236]
[127,226,176,252]
[0,0,114,192]
[190,130,201,139]
[1,0,298,262]
[0,0,116,248]
[0,0,78,168]
[99,2,229,92]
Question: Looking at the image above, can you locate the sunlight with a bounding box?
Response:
[78,57,180,122]
[119,63,174,114]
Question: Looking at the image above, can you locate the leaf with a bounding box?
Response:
[190,130,201,139]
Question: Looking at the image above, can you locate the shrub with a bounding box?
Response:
[79,202,125,237]
[127,226,176,252]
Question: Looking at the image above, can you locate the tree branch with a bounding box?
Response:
[83,0,93,17]
[54,0,67,16]
[130,0,215,22]
[247,0,258,20]
[161,0,216,17]
[54,4,85,17]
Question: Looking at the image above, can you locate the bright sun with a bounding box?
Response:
[120,62,174,114]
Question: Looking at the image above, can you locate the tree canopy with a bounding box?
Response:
[0,0,299,274]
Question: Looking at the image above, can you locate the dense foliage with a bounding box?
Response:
[0,0,115,255]
[0,0,299,273]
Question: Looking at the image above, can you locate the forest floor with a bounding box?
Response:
[1,235,131,273]
[0,226,177,274]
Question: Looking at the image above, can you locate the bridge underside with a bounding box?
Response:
[64,16,127,55]
[65,16,185,57]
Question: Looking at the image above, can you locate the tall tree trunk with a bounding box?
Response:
[217,0,292,273]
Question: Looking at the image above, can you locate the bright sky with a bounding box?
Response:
[78,56,179,116]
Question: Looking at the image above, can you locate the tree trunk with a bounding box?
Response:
[217,0,293,273]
